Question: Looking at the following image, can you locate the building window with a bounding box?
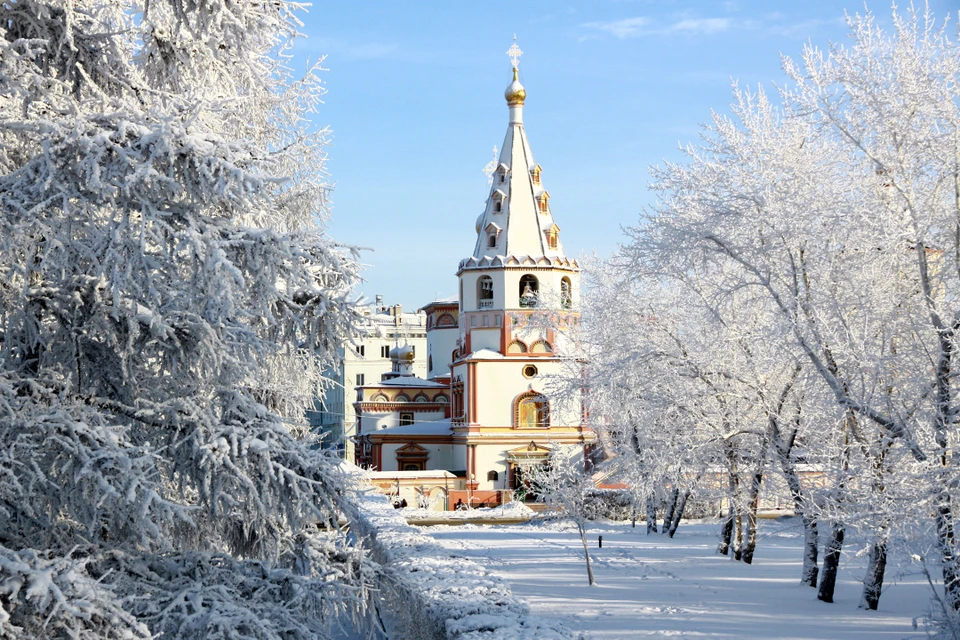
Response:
[356,345,365,356]
[494,200,502,212]
[519,274,539,308]
[400,412,414,426]
[531,166,542,184]
[428,355,433,371]
[403,463,422,471]
[515,392,549,429]
[522,364,538,378]
[471,316,477,327]
[487,470,499,482]
[495,315,501,327]
[561,277,572,309]
[356,373,365,386]
[381,345,390,358]
[488,234,497,248]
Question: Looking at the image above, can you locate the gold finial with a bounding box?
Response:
[507,35,523,69]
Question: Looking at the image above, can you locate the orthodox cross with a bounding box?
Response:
[507,36,523,68]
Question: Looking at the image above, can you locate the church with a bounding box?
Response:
[354,43,596,509]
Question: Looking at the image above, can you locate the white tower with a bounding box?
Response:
[450,40,593,493]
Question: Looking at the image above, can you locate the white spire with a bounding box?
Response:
[465,41,568,265]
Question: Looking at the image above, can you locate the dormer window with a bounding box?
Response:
[497,163,509,184]
[492,189,506,214]
[531,165,542,185]
[484,222,501,250]
[538,192,550,214]
[545,224,560,250]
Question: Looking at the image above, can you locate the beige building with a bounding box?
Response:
[355,51,595,508]
[312,302,427,460]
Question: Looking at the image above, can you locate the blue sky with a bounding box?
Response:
[291,1,956,309]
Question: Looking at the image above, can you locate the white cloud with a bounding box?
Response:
[665,17,732,34]
[581,15,734,39]
[581,16,651,39]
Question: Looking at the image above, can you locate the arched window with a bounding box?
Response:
[488,234,497,248]
[487,470,499,482]
[519,274,539,308]
[531,340,552,354]
[561,277,572,309]
[515,392,549,429]
[494,200,502,212]
[507,340,527,354]
[478,276,494,309]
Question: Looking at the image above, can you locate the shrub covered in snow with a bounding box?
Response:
[354,493,581,640]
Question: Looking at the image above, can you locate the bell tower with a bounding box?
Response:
[449,40,592,493]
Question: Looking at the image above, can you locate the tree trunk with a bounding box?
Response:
[578,522,595,586]
[817,521,844,603]
[733,510,744,561]
[646,496,658,534]
[662,487,679,535]
[718,503,734,555]
[668,489,691,538]
[859,534,887,610]
[802,516,820,587]
[742,469,763,564]
[936,498,960,610]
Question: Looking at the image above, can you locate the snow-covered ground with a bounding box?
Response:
[424,517,933,639]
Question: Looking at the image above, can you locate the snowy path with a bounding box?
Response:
[425,518,931,639]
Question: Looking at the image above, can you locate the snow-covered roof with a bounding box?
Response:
[375,419,453,435]
[377,376,446,388]
[464,348,505,361]
[366,469,457,480]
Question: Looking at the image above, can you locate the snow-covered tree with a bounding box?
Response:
[620,4,960,618]
[0,1,374,637]
[527,449,598,586]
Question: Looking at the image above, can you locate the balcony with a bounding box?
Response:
[478,300,494,309]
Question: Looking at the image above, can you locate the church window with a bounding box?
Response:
[403,463,422,471]
[400,412,414,426]
[356,345,365,356]
[395,393,410,403]
[494,200,502,212]
[531,166,541,185]
[561,277,572,309]
[381,345,390,358]
[478,276,494,309]
[428,355,433,371]
[356,373,365,386]
[471,316,477,327]
[488,234,497,248]
[483,315,489,327]
[515,392,549,429]
[487,470,499,482]
[519,275,539,308]
[435,394,449,403]
[495,315,502,327]
[522,364,538,378]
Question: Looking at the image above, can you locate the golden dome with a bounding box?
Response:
[504,67,526,106]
